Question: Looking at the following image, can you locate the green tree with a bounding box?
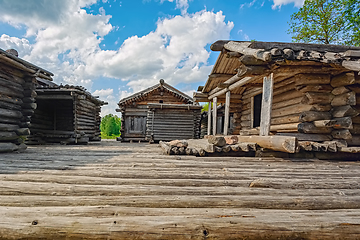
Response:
[100,114,121,137]
[288,0,360,45]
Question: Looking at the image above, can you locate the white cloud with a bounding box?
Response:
[272,0,304,9]
[0,0,233,115]
[160,0,191,15]
[93,88,114,96]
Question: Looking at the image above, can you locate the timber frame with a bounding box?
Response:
[194,40,360,154]
[117,79,201,142]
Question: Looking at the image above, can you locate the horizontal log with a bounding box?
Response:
[347,135,360,146]
[271,114,300,125]
[273,104,330,119]
[0,131,18,141]
[298,122,332,134]
[296,84,333,93]
[299,111,332,122]
[332,86,350,96]
[270,123,299,131]
[350,124,360,135]
[332,129,352,140]
[313,117,353,129]
[301,92,334,105]
[0,108,22,119]
[276,133,333,141]
[0,85,24,98]
[0,142,19,152]
[294,73,330,86]
[331,105,359,118]
[331,91,356,106]
[331,72,359,88]
[235,135,297,153]
[0,123,19,131]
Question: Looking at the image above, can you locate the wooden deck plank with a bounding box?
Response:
[0,141,360,239]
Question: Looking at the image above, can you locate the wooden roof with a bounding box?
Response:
[36,82,107,106]
[197,40,360,101]
[118,79,197,107]
[0,47,53,81]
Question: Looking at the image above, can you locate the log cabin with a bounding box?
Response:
[27,80,107,145]
[194,41,360,156]
[117,79,202,142]
[0,48,54,152]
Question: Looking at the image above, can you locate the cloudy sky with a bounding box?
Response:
[0,0,303,116]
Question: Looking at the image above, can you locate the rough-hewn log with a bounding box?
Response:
[332,129,352,139]
[294,74,330,86]
[347,135,360,146]
[296,85,333,93]
[350,124,360,135]
[331,105,359,118]
[276,133,333,141]
[332,86,351,96]
[313,117,353,129]
[15,128,30,136]
[0,131,18,141]
[301,92,334,105]
[186,139,215,153]
[270,123,299,131]
[271,114,300,125]
[331,72,359,88]
[299,111,332,122]
[273,105,331,119]
[0,142,18,152]
[236,135,297,153]
[224,42,271,62]
[331,91,356,106]
[0,108,22,119]
[298,122,332,134]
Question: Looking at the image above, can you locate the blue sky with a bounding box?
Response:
[0,0,304,116]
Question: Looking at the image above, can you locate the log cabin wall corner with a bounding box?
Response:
[194,40,360,153]
[0,48,54,152]
[116,79,201,142]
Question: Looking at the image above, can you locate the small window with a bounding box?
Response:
[159,100,163,103]
[253,93,262,128]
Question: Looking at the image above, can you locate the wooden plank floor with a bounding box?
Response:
[0,141,360,239]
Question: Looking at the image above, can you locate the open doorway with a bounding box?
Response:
[253,93,262,128]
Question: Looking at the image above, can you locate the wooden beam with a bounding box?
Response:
[236,135,297,153]
[260,73,274,136]
[224,91,230,135]
[212,97,217,135]
[207,101,212,136]
[208,77,253,99]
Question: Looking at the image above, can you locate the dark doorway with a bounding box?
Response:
[253,93,262,128]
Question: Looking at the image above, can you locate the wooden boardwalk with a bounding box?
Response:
[0,141,360,239]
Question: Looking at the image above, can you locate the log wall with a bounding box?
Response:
[236,71,360,146]
[28,86,105,145]
[0,62,37,152]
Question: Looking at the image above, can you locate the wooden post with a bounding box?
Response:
[212,97,217,135]
[260,73,274,136]
[207,101,212,135]
[224,91,230,135]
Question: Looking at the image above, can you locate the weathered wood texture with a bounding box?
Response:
[28,86,105,145]
[0,141,360,239]
[118,80,200,142]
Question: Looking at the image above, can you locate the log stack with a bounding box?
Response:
[0,48,53,152]
[27,83,107,145]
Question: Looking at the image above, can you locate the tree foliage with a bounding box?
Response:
[100,114,121,137]
[288,0,360,46]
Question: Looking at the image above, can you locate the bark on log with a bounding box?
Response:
[299,111,331,122]
[236,135,297,153]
